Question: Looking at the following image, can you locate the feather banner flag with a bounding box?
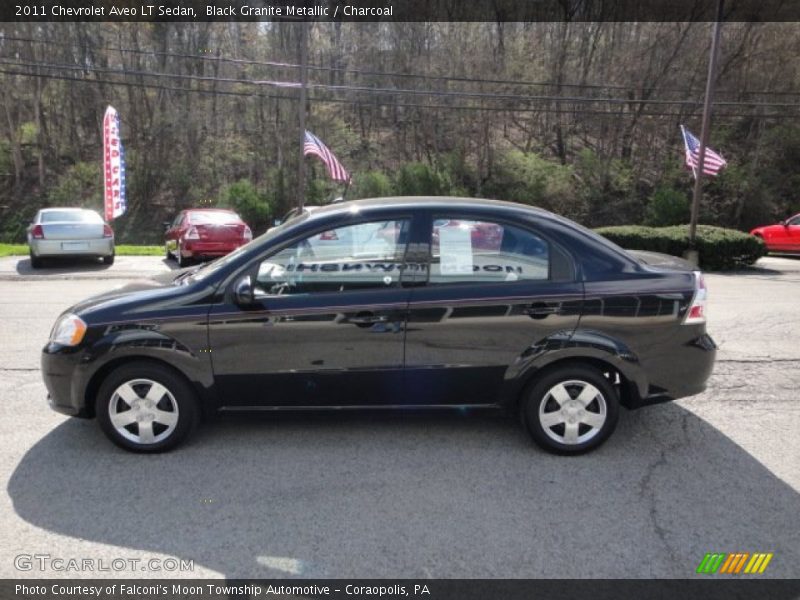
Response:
[103,106,127,221]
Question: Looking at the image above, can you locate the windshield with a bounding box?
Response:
[183,210,311,284]
[41,210,103,223]
[189,211,240,225]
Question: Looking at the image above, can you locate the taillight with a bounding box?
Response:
[185,226,200,240]
[31,224,44,239]
[243,225,252,242]
[684,271,707,324]
[103,224,114,238]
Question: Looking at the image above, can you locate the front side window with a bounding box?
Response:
[255,219,410,296]
[429,218,550,284]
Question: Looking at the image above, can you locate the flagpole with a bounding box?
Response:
[297,19,309,211]
[688,0,724,258]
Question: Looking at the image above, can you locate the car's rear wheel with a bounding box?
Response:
[102,253,115,265]
[29,251,43,269]
[523,364,619,455]
[96,362,199,453]
[176,244,191,268]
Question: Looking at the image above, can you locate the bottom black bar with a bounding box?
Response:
[3,579,800,600]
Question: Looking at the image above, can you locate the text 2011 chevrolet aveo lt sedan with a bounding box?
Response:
[41,197,716,454]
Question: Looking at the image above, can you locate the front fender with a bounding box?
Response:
[72,325,216,416]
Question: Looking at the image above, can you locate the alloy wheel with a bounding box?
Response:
[108,378,179,445]
[538,379,607,445]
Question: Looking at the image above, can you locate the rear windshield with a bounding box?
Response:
[41,210,103,223]
[189,211,239,225]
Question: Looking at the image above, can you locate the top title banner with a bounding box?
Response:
[4,0,800,22]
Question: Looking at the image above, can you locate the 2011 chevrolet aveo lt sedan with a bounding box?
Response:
[41,197,716,454]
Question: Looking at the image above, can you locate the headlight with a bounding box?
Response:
[49,314,87,346]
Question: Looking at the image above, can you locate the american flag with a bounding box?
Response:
[304,131,350,183]
[681,125,727,177]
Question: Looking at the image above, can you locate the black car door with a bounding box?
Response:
[403,211,583,405]
[208,214,413,407]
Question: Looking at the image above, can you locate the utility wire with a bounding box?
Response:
[1,67,796,120]
[3,32,800,99]
[3,56,800,110]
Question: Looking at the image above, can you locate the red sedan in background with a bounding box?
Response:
[165,209,252,267]
[750,213,800,254]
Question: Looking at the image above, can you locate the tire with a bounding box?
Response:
[96,361,199,453]
[102,253,115,265]
[176,244,191,268]
[522,364,619,455]
[29,251,43,269]
[165,244,172,260]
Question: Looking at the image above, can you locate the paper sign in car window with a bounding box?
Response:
[439,225,474,275]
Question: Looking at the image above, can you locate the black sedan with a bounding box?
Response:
[41,197,716,454]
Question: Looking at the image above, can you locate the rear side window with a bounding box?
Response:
[189,211,239,225]
[428,218,550,285]
[41,210,102,223]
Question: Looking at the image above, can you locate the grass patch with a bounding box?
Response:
[0,244,27,256]
[0,244,163,257]
[115,245,163,256]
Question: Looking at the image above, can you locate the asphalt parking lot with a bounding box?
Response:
[0,254,798,579]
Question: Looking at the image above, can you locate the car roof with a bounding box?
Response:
[39,207,96,212]
[305,196,554,219]
[184,208,237,213]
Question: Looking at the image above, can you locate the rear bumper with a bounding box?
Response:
[182,240,242,257]
[624,333,717,409]
[30,238,114,257]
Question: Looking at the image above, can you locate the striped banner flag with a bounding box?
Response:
[680,125,727,177]
[304,131,350,183]
[102,106,127,221]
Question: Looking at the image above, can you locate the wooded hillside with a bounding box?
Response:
[1,22,799,243]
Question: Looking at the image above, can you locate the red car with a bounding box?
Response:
[750,213,800,254]
[164,209,252,267]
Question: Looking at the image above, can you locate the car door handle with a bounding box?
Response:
[347,314,389,325]
[522,304,560,319]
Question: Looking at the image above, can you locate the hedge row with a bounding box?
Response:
[595,224,767,271]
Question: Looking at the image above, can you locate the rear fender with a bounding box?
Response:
[502,329,648,406]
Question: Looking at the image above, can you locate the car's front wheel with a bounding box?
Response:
[523,364,619,454]
[96,362,199,452]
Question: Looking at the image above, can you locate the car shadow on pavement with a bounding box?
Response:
[15,257,112,275]
[7,404,800,579]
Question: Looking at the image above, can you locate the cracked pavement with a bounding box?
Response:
[0,255,798,579]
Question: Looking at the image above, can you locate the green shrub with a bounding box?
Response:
[351,170,394,199]
[47,162,102,210]
[595,224,766,271]
[395,162,449,196]
[645,186,690,226]
[218,179,273,232]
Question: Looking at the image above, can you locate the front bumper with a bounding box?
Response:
[41,344,92,418]
[30,238,114,257]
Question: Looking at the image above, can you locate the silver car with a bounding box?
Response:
[27,208,115,269]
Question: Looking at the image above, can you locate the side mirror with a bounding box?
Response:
[233,275,254,305]
[781,220,789,227]
[273,219,282,227]
[163,221,171,230]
